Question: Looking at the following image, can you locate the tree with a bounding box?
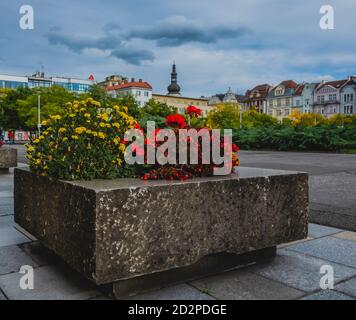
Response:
[137,99,177,129]
[207,103,242,129]
[0,87,32,130]
[15,86,76,129]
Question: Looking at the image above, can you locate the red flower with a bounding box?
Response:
[232,144,239,152]
[186,105,202,117]
[166,114,187,129]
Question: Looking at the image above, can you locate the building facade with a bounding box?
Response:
[0,72,94,93]
[312,80,348,117]
[244,84,271,113]
[153,94,210,116]
[292,83,317,114]
[267,80,299,120]
[97,74,128,88]
[340,77,356,115]
[106,78,152,107]
[209,88,247,110]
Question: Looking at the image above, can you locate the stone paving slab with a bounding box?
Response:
[286,236,356,268]
[0,245,38,276]
[334,277,356,298]
[127,284,215,300]
[301,290,354,300]
[0,265,101,300]
[190,268,304,300]
[0,201,14,216]
[18,242,61,267]
[277,237,313,249]
[0,191,13,198]
[0,216,31,248]
[308,224,343,238]
[0,290,7,300]
[333,231,356,242]
[249,249,356,292]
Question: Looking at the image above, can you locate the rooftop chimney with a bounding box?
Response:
[139,79,142,82]
[131,77,135,82]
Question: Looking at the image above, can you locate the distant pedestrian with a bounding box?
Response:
[8,130,15,145]
[0,129,4,147]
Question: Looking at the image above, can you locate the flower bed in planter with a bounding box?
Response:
[16,99,309,298]
[14,166,308,298]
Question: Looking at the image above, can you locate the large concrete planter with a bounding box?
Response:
[0,147,17,172]
[14,167,309,298]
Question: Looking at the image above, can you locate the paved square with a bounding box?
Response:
[1,149,356,300]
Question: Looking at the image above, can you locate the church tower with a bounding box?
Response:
[167,62,181,96]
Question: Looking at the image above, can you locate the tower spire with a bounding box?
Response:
[167,61,181,96]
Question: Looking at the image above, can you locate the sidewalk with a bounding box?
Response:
[1,168,356,300]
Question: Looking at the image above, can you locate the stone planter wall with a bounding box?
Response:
[0,147,17,171]
[14,167,309,297]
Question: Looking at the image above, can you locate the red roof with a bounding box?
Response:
[106,81,152,91]
[245,84,271,99]
[280,80,298,89]
[294,84,305,96]
[317,79,348,90]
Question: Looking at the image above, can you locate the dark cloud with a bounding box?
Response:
[103,22,121,34]
[126,16,250,46]
[111,47,155,66]
[47,31,121,53]
[46,26,154,65]
[45,15,249,66]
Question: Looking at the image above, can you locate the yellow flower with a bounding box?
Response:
[59,128,66,133]
[27,146,35,152]
[69,114,76,118]
[33,139,40,144]
[119,144,126,152]
[99,122,107,128]
[86,129,92,135]
[37,152,41,157]
[62,137,68,142]
[72,135,79,140]
[113,137,120,145]
[98,132,106,139]
[92,131,98,137]
[38,135,44,141]
[84,113,91,118]
[112,122,120,129]
[41,120,48,126]
[51,115,61,121]
[75,127,86,134]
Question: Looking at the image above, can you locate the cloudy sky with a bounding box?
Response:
[1,0,356,96]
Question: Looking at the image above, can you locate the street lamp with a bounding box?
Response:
[37,95,41,135]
